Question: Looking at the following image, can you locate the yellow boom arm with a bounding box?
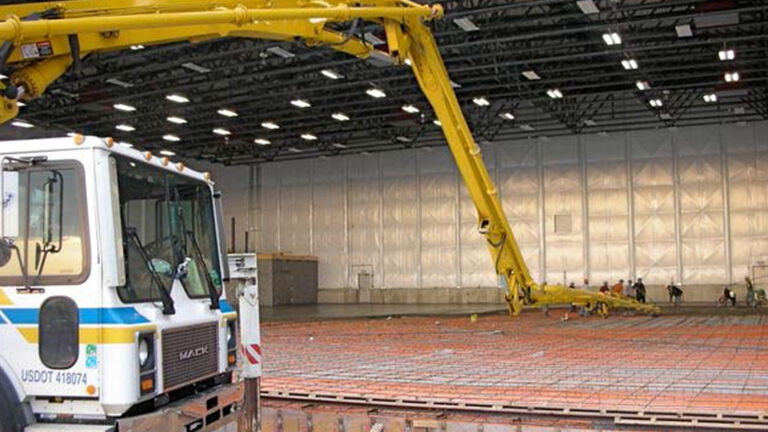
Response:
[0,0,659,316]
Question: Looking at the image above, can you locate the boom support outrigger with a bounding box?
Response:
[0,0,659,316]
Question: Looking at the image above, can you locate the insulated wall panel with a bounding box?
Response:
[631,131,677,285]
[497,140,541,283]
[676,126,727,284]
[726,122,768,281]
[585,134,630,284]
[542,137,583,284]
[419,148,458,288]
[381,150,419,288]
[312,157,347,289]
[347,155,381,288]
[258,162,281,252]
[278,160,312,255]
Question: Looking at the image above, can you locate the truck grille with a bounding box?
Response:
[162,322,219,390]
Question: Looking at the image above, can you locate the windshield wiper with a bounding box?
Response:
[126,227,175,315]
[183,228,220,310]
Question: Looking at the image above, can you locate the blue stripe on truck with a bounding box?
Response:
[1,307,151,325]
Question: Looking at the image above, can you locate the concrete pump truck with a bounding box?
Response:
[0,1,659,431]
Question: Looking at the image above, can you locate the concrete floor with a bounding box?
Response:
[259,310,768,420]
[260,304,507,321]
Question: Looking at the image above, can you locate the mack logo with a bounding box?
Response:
[179,346,209,361]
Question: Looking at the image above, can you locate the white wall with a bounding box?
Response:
[212,121,768,290]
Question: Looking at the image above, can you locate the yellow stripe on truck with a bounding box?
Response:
[0,289,11,305]
[17,325,156,344]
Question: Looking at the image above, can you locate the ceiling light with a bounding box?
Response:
[254,138,271,145]
[115,124,135,132]
[182,62,211,73]
[159,149,176,156]
[404,58,412,67]
[332,112,350,121]
[166,116,187,124]
[332,143,348,149]
[366,88,387,98]
[120,142,133,148]
[166,94,189,103]
[321,69,343,80]
[162,135,180,142]
[11,120,33,128]
[113,103,136,112]
[718,49,735,61]
[473,97,490,106]
[301,133,318,141]
[266,46,295,58]
[520,124,535,131]
[636,80,650,91]
[402,104,420,114]
[217,108,238,117]
[213,128,231,136]
[703,94,718,103]
[649,99,663,108]
[106,78,134,88]
[396,136,412,143]
[433,119,442,126]
[16,101,25,107]
[621,59,638,70]
[522,70,541,80]
[547,89,563,99]
[450,80,461,88]
[290,99,311,108]
[602,32,622,46]
[287,147,302,153]
[130,44,145,50]
[500,112,515,120]
[660,113,673,120]
[724,71,740,82]
[262,121,280,130]
[576,0,599,14]
[0,73,7,79]
[453,17,479,32]
[676,24,693,38]
[584,119,597,126]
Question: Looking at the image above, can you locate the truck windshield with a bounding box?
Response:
[113,156,221,303]
[0,162,89,286]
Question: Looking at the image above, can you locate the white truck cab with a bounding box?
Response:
[0,136,243,431]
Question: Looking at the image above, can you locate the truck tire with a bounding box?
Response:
[0,371,26,432]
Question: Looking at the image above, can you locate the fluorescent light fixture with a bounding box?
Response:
[363,32,386,45]
[602,32,622,45]
[453,17,479,32]
[11,120,33,128]
[621,59,638,70]
[576,0,599,14]
[254,138,271,145]
[522,70,541,80]
[115,124,135,132]
[649,99,663,107]
[321,69,343,80]
[520,124,535,131]
[301,133,318,141]
[106,78,134,88]
[16,101,25,107]
[402,104,420,114]
[113,103,136,112]
[724,71,740,82]
[332,143,348,149]
[0,73,6,79]
[500,112,515,120]
[675,24,693,38]
[290,99,311,108]
[433,119,442,126]
[166,116,187,124]
[261,121,280,130]
[450,80,461,88]
[636,80,650,91]
[473,97,490,106]
[546,89,563,99]
[404,58,412,67]
[217,108,238,117]
[703,94,718,103]
[396,136,412,143]
[130,44,145,50]
[719,49,735,61]
[159,149,176,156]
[166,94,189,103]
[584,119,598,126]
[366,88,387,98]
[182,62,211,73]
[287,147,302,153]
[213,128,231,136]
[162,135,180,142]
[332,112,350,121]
[266,46,295,58]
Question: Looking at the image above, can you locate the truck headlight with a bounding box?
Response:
[226,320,236,350]
[138,338,149,367]
[137,333,155,372]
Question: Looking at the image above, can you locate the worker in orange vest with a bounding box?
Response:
[612,279,625,297]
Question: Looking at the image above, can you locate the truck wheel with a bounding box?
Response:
[0,373,26,432]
